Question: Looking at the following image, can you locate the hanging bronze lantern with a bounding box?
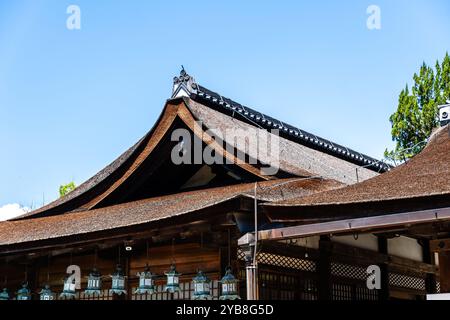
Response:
[60,274,77,299]
[164,264,181,293]
[39,284,55,300]
[219,267,240,300]
[192,270,212,300]
[0,288,10,300]
[84,268,102,297]
[134,264,155,295]
[109,265,127,295]
[16,282,32,300]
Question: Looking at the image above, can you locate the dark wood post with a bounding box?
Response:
[318,235,332,301]
[422,240,437,294]
[438,251,450,293]
[430,238,450,293]
[377,236,390,300]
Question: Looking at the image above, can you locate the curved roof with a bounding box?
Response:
[14,98,273,220]
[264,125,450,221]
[188,100,378,184]
[0,178,342,250]
[13,70,386,221]
[191,84,390,172]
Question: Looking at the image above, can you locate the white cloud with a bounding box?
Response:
[0,203,30,221]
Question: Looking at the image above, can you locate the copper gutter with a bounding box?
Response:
[238,207,450,246]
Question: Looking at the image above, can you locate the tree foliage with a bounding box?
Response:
[385,53,450,162]
[59,182,76,197]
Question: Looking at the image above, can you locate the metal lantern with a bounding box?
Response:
[0,288,10,300]
[219,267,240,300]
[134,265,155,295]
[16,282,31,300]
[109,265,127,295]
[60,274,77,299]
[192,270,212,300]
[84,268,102,296]
[164,264,181,293]
[39,284,55,300]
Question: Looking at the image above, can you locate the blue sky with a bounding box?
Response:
[1,0,449,212]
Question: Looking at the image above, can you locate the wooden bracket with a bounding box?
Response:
[430,239,450,252]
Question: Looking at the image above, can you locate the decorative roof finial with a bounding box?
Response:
[172,67,197,98]
[439,102,450,127]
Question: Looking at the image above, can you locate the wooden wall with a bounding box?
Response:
[30,243,222,293]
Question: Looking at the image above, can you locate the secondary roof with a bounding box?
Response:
[264,125,450,222]
[0,178,342,251]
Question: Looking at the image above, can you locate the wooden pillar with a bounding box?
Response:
[422,240,437,294]
[377,236,390,300]
[318,236,331,301]
[438,251,450,293]
[430,239,450,293]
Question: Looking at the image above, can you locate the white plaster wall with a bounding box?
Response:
[276,235,423,263]
[388,236,423,262]
[332,234,379,251]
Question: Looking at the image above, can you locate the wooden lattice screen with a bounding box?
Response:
[237,247,319,300]
[330,261,379,301]
[237,244,437,301]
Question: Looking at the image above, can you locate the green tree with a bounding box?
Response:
[385,53,450,163]
[59,182,76,197]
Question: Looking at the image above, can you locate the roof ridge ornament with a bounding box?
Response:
[439,102,450,127]
[172,66,198,98]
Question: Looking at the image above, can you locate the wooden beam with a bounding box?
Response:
[389,255,437,275]
[330,241,387,265]
[430,239,450,252]
[243,207,450,244]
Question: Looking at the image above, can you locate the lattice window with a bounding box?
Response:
[258,270,318,300]
[331,262,367,280]
[300,278,318,301]
[237,249,245,261]
[332,283,353,301]
[257,253,316,272]
[389,273,426,292]
[330,262,379,301]
[355,286,379,301]
[237,249,316,272]
[332,282,379,301]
